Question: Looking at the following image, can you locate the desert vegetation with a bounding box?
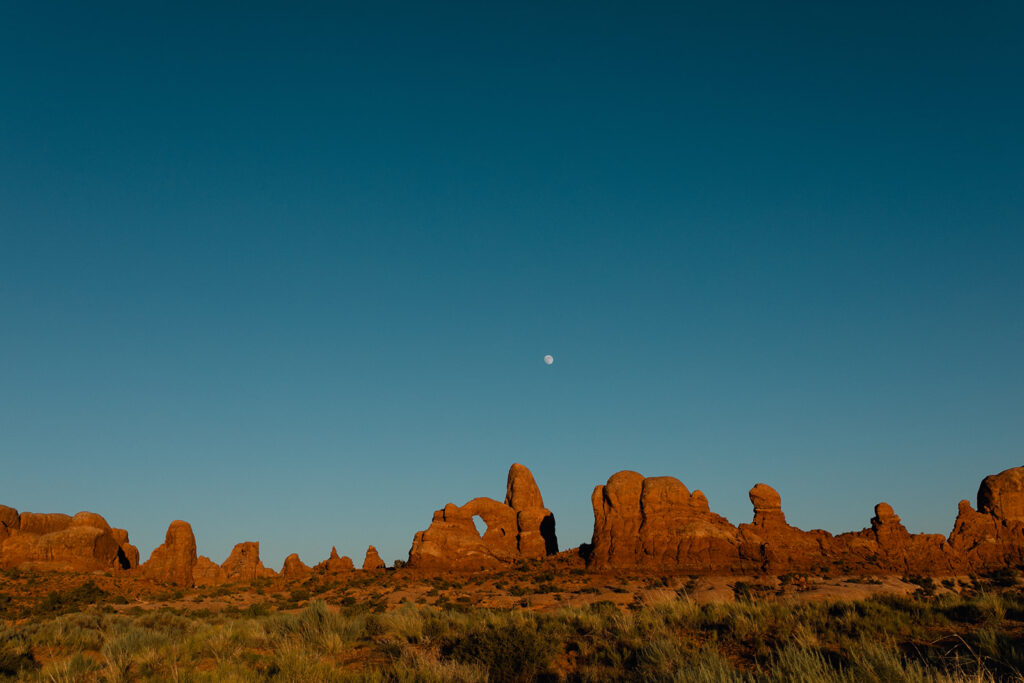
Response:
[2,568,1024,682]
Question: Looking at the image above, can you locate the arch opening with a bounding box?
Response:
[472,515,487,538]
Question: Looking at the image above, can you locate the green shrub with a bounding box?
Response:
[445,619,557,682]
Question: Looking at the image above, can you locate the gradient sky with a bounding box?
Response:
[2,2,1022,569]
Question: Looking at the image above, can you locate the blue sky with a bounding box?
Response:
[2,2,1022,568]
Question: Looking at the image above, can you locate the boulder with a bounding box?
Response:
[362,545,386,570]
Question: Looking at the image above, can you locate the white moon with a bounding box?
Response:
[543,355,554,365]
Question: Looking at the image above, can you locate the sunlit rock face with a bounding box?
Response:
[0,507,138,573]
[407,463,558,570]
[586,467,1024,576]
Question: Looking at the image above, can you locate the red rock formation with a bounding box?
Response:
[0,505,18,530]
[315,547,355,575]
[221,542,275,582]
[281,553,312,580]
[588,472,749,572]
[110,528,140,569]
[0,505,17,543]
[408,464,558,570]
[736,484,832,573]
[506,463,558,558]
[0,507,139,572]
[947,467,1024,571]
[978,467,1024,522]
[19,512,72,535]
[363,545,386,570]
[587,469,1024,575]
[140,520,198,586]
[192,556,227,586]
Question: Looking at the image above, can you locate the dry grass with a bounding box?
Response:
[2,567,1024,681]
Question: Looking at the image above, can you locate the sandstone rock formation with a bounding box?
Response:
[191,556,226,585]
[140,520,198,585]
[220,542,275,582]
[281,553,312,580]
[0,505,18,530]
[315,547,355,575]
[141,523,280,587]
[0,507,139,573]
[737,483,832,573]
[8,463,1024,583]
[363,545,386,570]
[19,512,72,535]
[588,472,747,572]
[977,467,1024,522]
[947,466,1024,571]
[586,467,1024,575]
[407,463,558,570]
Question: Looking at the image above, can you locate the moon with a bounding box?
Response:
[543,355,554,365]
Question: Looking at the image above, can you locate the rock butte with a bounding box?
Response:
[3,464,1024,581]
[407,463,558,570]
[586,466,1024,574]
[0,507,138,573]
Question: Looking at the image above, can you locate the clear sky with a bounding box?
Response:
[2,2,1022,569]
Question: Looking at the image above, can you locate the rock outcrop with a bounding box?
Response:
[0,507,139,573]
[363,545,386,570]
[947,466,1024,571]
[977,467,1024,522]
[588,472,748,572]
[315,547,355,575]
[9,463,1024,582]
[736,484,832,573]
[192,556,226,585]
[407,463,558,570]
[140,520,198,585]
[281,553,312,580]
[586,467,1024,575]
[220,542,275,582]
[141,526,278,587]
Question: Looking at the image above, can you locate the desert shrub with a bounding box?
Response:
[985,567,1019,588]
[243,602,272,617]
[265,599,363,653]
[904,575,938,597]
[0,630,36,678]
[33,580,108,615]
[445,618,558,682]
